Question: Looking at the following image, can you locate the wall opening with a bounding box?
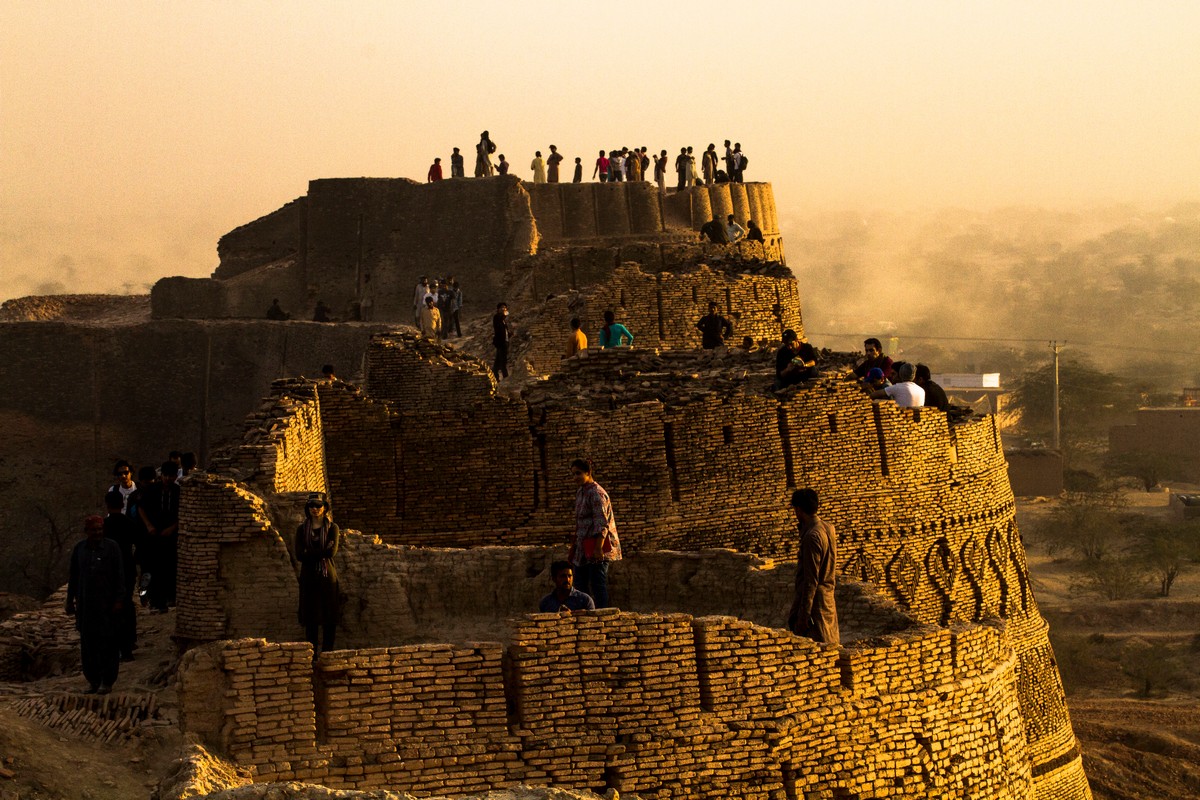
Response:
[663,422,682,502]
[827,413,838,434]
[873,404,890,477]
[722,425,734,445]
[777,408,795,488]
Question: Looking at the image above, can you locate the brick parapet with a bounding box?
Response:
[178,607,1031,799]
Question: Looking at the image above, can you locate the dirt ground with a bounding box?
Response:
[0,608,181,800]
[1020,482,1200,800]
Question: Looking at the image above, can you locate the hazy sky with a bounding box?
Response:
[2,1,1198,299]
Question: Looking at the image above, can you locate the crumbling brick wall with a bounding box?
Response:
[176,610,1032,799]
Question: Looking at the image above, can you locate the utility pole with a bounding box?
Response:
[1050,341,1062,450]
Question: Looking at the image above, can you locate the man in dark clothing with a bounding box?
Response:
[437,282,455,338]
[450,147,465,178]
[696,302,734,349]
[851,337,894,382]
[699,216,728,244]
[786,489,839,644]
[538,561,595,613]
[138,462,180,611]
[104,491,139,660]
[312,300,333,322]
[66,515,125,693]
[774,330,813,390]
[492,302,511,380]
[746,219,765,243]
[266,299,290,320]
[915,364,950,411]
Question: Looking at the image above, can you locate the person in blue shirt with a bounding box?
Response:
[598,310,634,349]
[538,560,595,613]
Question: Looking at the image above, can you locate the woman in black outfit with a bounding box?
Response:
[295,492,339,655]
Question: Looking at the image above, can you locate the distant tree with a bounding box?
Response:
[1070,558,1149,601]
[17,504,80,598]
[1008,355,1141,443]
[1120,639,1186,698]
[1104,451,1181,492]
[1132,520,1200,597]
[1031,490,1126,560]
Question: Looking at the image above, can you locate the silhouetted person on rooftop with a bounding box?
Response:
[699,215,728,244]
[475,131,496,177]
[572,157,583,183]
[313,300,332,323]
[746,219,765,243]
[450,147,465,178]
[493,302,511,379]
[427,157,443,182]
[497,154,510,175]
[531,151,546,183]
[915,364,950,411]
[547,145,563,183]
[266,299,290,320]
[696,301,733,349]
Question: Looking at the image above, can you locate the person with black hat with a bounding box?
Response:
[295,492,340,655]
[786,489,839,645]
[66,515,125,693]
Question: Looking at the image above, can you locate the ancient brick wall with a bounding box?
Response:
[173,345,1089,799]
[209,380,326,494]
[175,475,297,643]
[177,610,1032,799]
[153,179,787,324]
[364,331,496,412]
[509,261,802,377]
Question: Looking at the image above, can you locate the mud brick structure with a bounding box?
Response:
[171,330,1092,798]
[150,178,784,324]
[2,174,1091,798]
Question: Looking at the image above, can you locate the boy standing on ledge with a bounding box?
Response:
[787,488,839,644]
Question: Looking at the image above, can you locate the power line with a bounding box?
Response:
[810,331,1200,359]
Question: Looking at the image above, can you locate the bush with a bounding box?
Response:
[1120,639,1187,697]
[1070,559,1150,600]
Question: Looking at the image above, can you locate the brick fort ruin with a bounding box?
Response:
[3,177,1092,799]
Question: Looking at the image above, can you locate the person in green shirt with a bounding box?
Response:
[598,310,634,349]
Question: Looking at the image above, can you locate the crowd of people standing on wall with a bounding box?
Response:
[66,452,196,693]
[412,276,464,341]
[425,132,750,191]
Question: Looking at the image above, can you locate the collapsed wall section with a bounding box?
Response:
[176,611,1032,799]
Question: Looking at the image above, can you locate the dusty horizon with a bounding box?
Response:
[3,1,1199,301]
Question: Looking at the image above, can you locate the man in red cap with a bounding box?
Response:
[66,515,125,693]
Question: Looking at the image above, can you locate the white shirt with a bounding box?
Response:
[884,381,926,408]
[726,222,745,242]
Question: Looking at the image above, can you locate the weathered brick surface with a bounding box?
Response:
[178,609,1034,799]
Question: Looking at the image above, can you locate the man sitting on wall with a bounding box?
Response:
[538,560,595,613]
[699,215,729,244]
[774,330,816,390]
[851,337,894,382]
[871,361,926,408]
[914,364,950,411]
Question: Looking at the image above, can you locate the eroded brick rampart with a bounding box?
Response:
[179,608,1032,799]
